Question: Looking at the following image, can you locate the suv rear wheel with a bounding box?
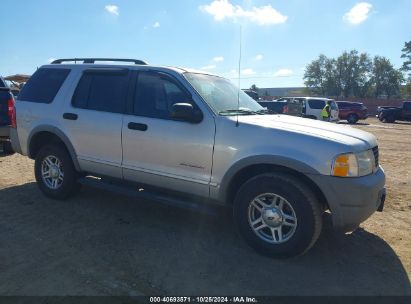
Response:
[233,173,323,258]
[381,115,395,123]
[34,144,80,199]
[347,113,359,124]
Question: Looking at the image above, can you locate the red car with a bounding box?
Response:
[336,101,368,124]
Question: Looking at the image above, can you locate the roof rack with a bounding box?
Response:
[51,58,148,65]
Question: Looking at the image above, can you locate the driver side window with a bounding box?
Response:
[133,71,193,120]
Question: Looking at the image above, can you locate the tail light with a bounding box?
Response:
[7,97,17,128]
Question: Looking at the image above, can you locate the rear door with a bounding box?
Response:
[330,100,339,121]
[62,68,130,178]
[306,99,325,119]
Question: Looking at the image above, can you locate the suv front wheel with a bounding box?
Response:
[34,144,80,200]
[233,173,323,258]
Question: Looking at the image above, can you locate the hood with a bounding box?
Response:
[229,114,377,150]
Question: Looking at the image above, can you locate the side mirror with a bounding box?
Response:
[171,103,203,123]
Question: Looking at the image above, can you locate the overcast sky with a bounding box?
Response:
[1,0,410,88]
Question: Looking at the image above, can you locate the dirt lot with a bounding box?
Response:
[0,117,410,296]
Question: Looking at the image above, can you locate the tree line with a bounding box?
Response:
[304,42,411,99]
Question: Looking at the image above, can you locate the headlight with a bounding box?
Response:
[332,150,375,177]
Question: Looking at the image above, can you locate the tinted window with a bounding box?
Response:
[72,70,129,113]
[134,72,192,119]
[308,99,325,109]
[258,102,285,112]
[18,68,70,103]
[337,102,348,108]
[244,90,259,100]
[403,102,411,110]
[0,77,7,88]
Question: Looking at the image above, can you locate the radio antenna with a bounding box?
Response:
[236,25,242,127]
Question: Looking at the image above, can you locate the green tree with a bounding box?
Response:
[304,51,373,97]
[334,50,372,98]
[401,41,411,80]
[250,84,258,91]
[372,56,404,98]
[401,82,411,99]
[303,54,328,95]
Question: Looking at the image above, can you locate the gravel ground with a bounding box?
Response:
[0,117,410,296]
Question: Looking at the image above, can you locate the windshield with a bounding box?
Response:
[184,73,264,115]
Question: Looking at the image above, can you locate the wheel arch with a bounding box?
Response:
[219,156,329,211]
[27,126,81,171]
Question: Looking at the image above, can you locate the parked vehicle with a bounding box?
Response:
[243,89,259,101]
[258,98,303,116]
[298,97,339,121]
[377,101,411,123]
[0,76,15,154]
[336,101,368,124]
[11,58,386,258]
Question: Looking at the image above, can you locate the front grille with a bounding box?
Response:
[372,146,379,168]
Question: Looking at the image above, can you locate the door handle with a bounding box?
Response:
[128,122,147,131]
[63,113,78,120]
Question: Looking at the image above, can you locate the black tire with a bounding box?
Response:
[34,144,80,200]
[347,113,359,124]
[1,141,14,155]
[386,115,396,123]
[380,113,395,123]
[233,173,323,258]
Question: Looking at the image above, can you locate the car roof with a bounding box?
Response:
[40,63,219,77]
[280,96,334,100]
[337,101,363,104]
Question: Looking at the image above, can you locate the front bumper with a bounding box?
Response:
[308,167,386,232]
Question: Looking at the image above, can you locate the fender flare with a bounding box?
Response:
[218,155,321,202]
[27,125,81,171]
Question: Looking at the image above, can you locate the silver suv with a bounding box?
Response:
[10,58,386,258]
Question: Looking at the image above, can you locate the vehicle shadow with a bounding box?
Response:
[337,121,370,126]
[0,183,410,296]
[391,121,411,125]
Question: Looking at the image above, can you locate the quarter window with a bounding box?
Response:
[308,99,326,109]
[18,68,70,103]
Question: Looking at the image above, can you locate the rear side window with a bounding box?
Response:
[133,71,193,119]
[337,102,348,108]
[0,77,7,87]
[72,69,129,113]
[18,68,70,103]
[308,99,325,109]
[403,102,411,110]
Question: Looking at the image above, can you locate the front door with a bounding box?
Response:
[122,71,215,197]
[403,102,411,119]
